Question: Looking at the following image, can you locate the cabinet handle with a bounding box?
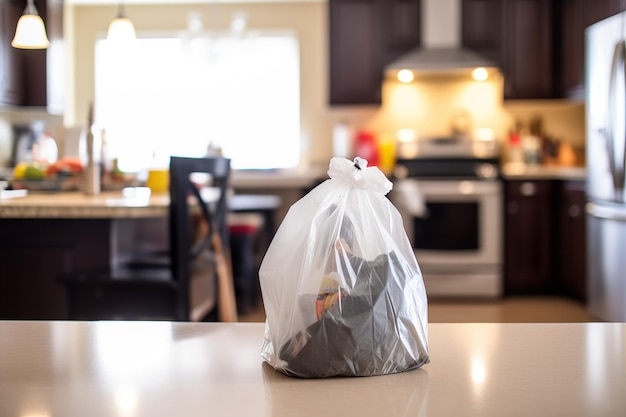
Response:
[569,205,581,218]
[507,201,519,215]
[520,182,536,196]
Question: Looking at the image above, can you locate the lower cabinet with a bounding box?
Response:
[504,180,556,294]
[557,180,587,301]
[504,178,587,298]
[0,219,112,319]
[0,217,173,320]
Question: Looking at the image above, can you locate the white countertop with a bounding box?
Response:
[0,321,624,417]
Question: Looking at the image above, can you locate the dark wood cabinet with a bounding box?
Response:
[328,0,421,105]
[585,0,626,25]
[560,0,586,100]
[501,0,557,99]
[0,0,64,112]
[557,180,587,301]
[560,0,626,100]
[461,0,501,63]
[504,178,588,299]
[462,0,626,100]
[462,0,557,99]
[0,219,112,319]
[0,0,23,106]
[504,180,556,294]
[0,217,170,320]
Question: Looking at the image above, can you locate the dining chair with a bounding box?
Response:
[58,156,237,322]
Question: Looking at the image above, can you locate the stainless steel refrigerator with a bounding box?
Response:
[586,11,626,322]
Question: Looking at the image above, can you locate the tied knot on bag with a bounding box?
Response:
[328,157,393,195]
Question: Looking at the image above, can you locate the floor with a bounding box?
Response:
[238,295,601,323]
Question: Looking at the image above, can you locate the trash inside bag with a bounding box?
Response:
[260,157,429,378]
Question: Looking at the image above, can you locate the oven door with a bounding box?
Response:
[393,179,503,268]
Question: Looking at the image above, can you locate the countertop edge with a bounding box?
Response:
[501,164,587,181]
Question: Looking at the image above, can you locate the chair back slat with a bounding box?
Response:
[169,156,231,320]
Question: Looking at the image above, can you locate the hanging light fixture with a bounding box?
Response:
[11,0,50,49]
[107,1,136,42]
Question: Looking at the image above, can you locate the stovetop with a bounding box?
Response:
[393,156,501,180]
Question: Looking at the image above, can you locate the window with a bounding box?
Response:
[94,31,300,172]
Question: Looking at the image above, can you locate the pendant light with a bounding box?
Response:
[107,2,136,42]
[11,0,50,49]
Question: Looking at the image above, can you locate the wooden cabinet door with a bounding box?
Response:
[461,0,502,63]
[501,0,556,99]
[560,0,586,100]
[462,0,556,99]
[560,0,626,100]
[329,0,383,105]
[0,0,23,106]
[0,219,111,320]
[557,180,587,301]
[329,0,420,105]
[586,0,626,26]
[504,180,555,294]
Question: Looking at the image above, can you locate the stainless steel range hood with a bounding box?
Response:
[385,0,497,76]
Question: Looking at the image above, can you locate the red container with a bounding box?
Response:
[353,131,379,167]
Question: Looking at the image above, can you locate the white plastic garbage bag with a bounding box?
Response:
[259,157,429,378]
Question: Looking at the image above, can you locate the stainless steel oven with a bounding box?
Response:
[390,139,503,297]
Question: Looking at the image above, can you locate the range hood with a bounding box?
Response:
[385,0,497,76]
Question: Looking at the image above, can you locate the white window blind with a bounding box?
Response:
[94,32,301,172]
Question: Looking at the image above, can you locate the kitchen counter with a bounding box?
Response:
[502,163,587,180]
[231,166,326,189]
[0,190,169,218]
[0,189,283,220]
[0,321,624,417]
[0,166,324,219]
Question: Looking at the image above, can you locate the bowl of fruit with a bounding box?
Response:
[12,157,84,192]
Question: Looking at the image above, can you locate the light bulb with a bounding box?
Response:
[397,69,415,83]
[472,67,489,81]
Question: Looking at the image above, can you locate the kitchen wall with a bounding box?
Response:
[1,0,585,170]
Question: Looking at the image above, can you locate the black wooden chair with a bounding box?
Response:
[59,156,237,321]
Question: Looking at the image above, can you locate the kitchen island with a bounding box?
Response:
[0,321,624,417]
[0,190,281,320]
[0,191,166,319]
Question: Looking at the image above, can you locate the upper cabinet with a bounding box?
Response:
[500,0,556,99]
[0,0,64,113]
[461,0,501,64]
[463,0,626,100]
[561,0,626,100]
[0,0,23,106]
[328,0,421,105]
[462,0,557,100]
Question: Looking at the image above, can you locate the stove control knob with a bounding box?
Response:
[477,163,498,179]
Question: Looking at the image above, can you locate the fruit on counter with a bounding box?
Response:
[13,162,47,179]
[13,162,29,179]
[45,157,84,177]
[12,157,84,180]
[24,165,45,179]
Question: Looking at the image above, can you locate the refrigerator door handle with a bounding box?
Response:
[586,202,626,221]
[605,40,626,202]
